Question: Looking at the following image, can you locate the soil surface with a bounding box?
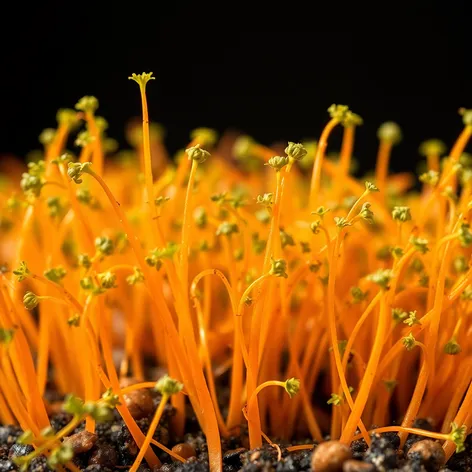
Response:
[0,390,470,472]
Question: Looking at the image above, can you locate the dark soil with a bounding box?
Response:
[0,393,470,472]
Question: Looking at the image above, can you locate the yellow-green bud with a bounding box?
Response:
[270,258,288,278]
[75,96,99,113]
[129,72,155,89]
[190,128,218,147]
[459,108,472,126]
[285,142,307,161]
[377,122,402,144]
[402,332,417,351]
[392,206,411,222]
[98,272,117,289]
[186,144,210,163]
[284,378,300,398]
[419,139,446,157]
[23,291,39,310]
[266,155,289,171]
[154,374,184,395]
[67,162,92,184]
[328,104,349,122]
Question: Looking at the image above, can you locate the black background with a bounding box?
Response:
[1,1,470,174]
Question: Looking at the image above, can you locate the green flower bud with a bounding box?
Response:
[300,241,311,253]
[334,217,351,229]
[56,108,80,127]
[39,128,56,146]
[419,170,439,186]
[126,267,145,285]
[190,128,218,147]
[75,130,95,148]
[80,276,94,291]
[129,72,155,89]
[392,206,411,222]
[285,142,307,161]
[155,196,170,206]
[403,310,421,327]
[284,378,300,398]
[458,223,472,247]
[78,254,92,269]
[216,221,239,237]
[410,236,429,254]
[186,144,210,163]
[343,111,363,127]
[233,135,255,160]
[154,374,184,395]
[359,202,374,224]
[365,181,379,193]
[67,162,92,184]
[402,332,417,351]
[75,96,99,113]
[449,423,467,453]
[266,156,289,171]
[0,328,15,344]
[62,394,85,415]
[251,233,267,254]
[419,139,446,157]
[13,261,30,281]
[101,388,121,407]
[377,121,402,144]
[392,307,408,324]
[256,193,273,207]
[459,108,472,126]
[327,104,349,122]
[48,444,74,469]
[453,256,468,274]
[444,339,461,355]
[95,236,114,256]
[193,207,208,228]
[44,266,67,283]
[351,286,368,303]
[280,229,295,248]
[269,258,288,278]
[367,268,393,290]
[98,272,117,289]
[20,173,43,197]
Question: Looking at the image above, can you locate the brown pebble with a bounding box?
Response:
[407,439,446,469]
[63,431,97,454]
[311,440,352,472]
[120,378,155,420]
[171,443,197,460]
[343,459,375,471]
[89,443,118,468]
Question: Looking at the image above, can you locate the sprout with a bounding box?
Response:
[186,144,210,163]
[284,378,300,398]
[359,202,374,224]
[0,328,15,344]
[256,193,273,207]
[419,170,439,186]
[280,229,295,248]
[334,217,351,229]
[459,108,472,127]
[367,269,393,290]
[216,221,239,237]
[402,332,417,351]
[95,236,114,256]
[266,156,289,171]
[126,267,144,285]
[392,206,412,222]
[419,139,446,156]
[403,311,421,327]
[448,423,467,453]
[328,104,349,122]
[98,272,117,289]
[392,307,408,324]
[13,261,30,281]
[410,236,429,254]
[155,374,184,395]
[377,121,402,144]
[44,266,67,283]
[351,286,368,303]
[365,181,379,193]
[269,258,288,278]
[190,128,218,147]
[444,339,462,355]
[67,162,92,184]
[285,142,307,161]
[75,96,99,113]
[458,223,472,247]
[23,291,39,310]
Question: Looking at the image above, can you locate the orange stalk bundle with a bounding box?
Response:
[0,75,471,471]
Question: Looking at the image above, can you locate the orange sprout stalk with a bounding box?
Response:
[2,86,472,472]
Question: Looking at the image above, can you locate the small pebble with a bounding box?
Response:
[250,451,261,462]
[155,464,174,472]
[64,430,98,454]
[342,459,375,471]
[89,443,118,469]
[172,443,197,460]
[407,439,446,470]
[311,440,352,472]
[8,443,33,459]
[120,378,155,420]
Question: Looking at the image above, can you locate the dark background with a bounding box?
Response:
[1,1,470,173]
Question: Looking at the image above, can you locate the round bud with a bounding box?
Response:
[459,108,472,126]
[377,122,402,144]
[186,144,210,163]
[418,139,446,157]
[285,142,307,161]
